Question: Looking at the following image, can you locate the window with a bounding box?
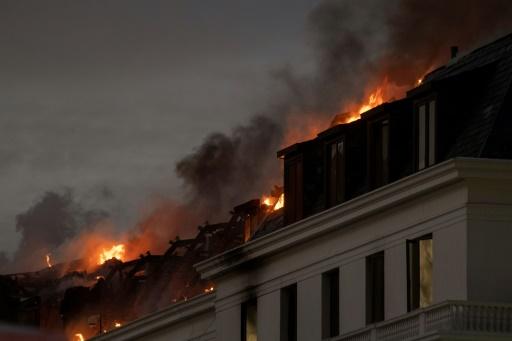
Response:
[407,235,433,311]
[242,299,258,341]
[371,119,390,188]
[280,284,297,341]
[284,156,303,225]
[327,139,346,207]
[417,100,436,170]
[322,269,340,338]
[366,251,384,324]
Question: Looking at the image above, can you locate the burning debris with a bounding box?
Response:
[0,197,282,340]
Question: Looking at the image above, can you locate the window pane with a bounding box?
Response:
[381,120,389,183]
[336,141,345,204]
[407,235,433,311]
[281,285,297,341]
[366,252,384,324]
[284,158,303,225]
[322,269,340,338]
[328,140,345,207]
[419,239,433,307]
[418,105,426,170]
[243,300,258,341]
[428,101,436,166]
[329,143,338,206]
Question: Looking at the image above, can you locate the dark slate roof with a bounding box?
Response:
[423,33,512,158]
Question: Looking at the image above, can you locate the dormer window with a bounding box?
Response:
[284,156,303,225]
[327,138,345,207]
[369,119,390,188]
[417,100,436,170]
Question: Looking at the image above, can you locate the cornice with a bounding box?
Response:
[196,158,512,280]
[92,293,215,340]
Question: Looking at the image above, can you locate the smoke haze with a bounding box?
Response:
[3,0,512,272]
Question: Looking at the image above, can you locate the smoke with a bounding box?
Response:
[7,189,109,272]
[176,115,282,220]
[175,0,512,220]
[6,0,512,272]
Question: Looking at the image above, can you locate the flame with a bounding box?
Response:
[358,87,384,114]
[274,193,284,210]
[331,86,386,127]
[262,197,273,206]
[75,333,84,341]
[204,286,215,293]
[114,322,122,328]
[417,78,423,85]
[261,193,284,211]
[46,253,52,268]
[98,244,126,264]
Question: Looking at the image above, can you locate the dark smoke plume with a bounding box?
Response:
[8,189,108,272]
[176,0,512,221]
[176,115,282,219]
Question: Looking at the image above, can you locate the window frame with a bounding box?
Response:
[368,116,391,189]
[284,155,303,225]
[407,234,433,312]
[325,136,346,208]
[366,251,385,324]
[414,97,437,171]
[241,299,258,341]
[322,268,340,339]
[280,284,297,341]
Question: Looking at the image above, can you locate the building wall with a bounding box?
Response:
[211,168,473,338]
[101,160,512,341]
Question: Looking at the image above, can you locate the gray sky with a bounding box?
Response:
[0,0,317,255]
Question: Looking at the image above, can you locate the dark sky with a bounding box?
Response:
[0,0,318,255]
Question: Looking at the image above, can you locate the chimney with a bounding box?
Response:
[451,46,459,59]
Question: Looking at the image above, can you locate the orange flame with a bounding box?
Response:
[74,333,84,341]
[98,244,125,265]
[45,253,52,268]
[273,193,284,210]
[358,87,384,114]
[261,193,284,211]
[114,322,122,328]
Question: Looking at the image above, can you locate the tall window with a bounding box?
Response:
[407,235,433,311]
[366,251,385,324]
[280,284,297,341]
[322,269,340,338]
[327,139,346,207]
[284,156,303,225]
[371,120,390,188]
[242,299,258,341]
[417,100,436,170]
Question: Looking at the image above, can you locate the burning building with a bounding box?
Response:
[75,32,512,340]
[3,5,512,340]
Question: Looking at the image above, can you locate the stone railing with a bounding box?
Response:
[335,301,512,341]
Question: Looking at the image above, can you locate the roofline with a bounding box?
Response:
[195,157,512,279]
